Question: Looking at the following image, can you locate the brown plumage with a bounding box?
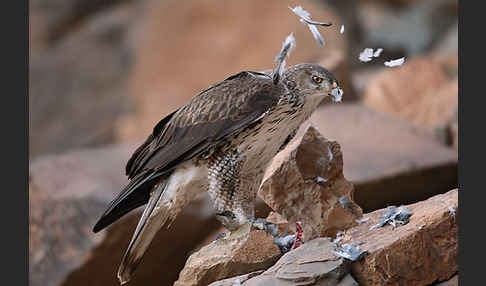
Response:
[93,34,343,284]
[93,71,282,233]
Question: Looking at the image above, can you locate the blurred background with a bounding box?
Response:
[29,0,458,285]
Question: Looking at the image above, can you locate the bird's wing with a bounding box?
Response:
[93,71,282,232]
[127,71,280,177]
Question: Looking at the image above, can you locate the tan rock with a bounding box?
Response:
[29,144,221,286]
[363,57,457,133]
[260,125,362,240]
[241,238,357,286]
[304,103,457,212]
[209,270,265,286]
[344,189,458,286]
[174,223,281,286]
[435,274,458,286]
[119,0,347,142]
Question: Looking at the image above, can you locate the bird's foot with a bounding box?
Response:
[251,218,279,237]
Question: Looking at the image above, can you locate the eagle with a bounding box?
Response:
[92,34,343,284]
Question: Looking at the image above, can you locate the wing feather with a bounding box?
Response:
[93,71,282,232]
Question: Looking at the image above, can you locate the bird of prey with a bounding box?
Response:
[92,34,343,284]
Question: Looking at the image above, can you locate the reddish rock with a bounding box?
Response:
[29,144,221,286]
[174,223,281,286]
[342,189,458,286]
[212,190,457,286]
[363,57,458,135]
[260,125,362,240]
[118,0,347,142]
[304,104,457,212]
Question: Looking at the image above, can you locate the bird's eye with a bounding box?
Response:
[312,75,323,84]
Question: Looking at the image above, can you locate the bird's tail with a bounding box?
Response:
[117,180,173,285]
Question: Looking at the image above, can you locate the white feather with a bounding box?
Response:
[384,57,406,67]
[359,48,374,62]
[373,48,383,57]
[290,6,329,46]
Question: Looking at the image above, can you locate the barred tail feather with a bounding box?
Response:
[117,181,172,285]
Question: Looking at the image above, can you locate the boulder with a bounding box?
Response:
[219,238,358,286]
[293,104,457,212]
[208,271,265,286]
[29,144,221,286]
[357,0,456,56]
[174,223,281,286]
[363,56,457,132]
[344,189,458,286]
[29,1,144,158]
[211,190,458,286]
[117,0,347,142]
[260,126,362,240]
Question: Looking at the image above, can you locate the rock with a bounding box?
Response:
[118,0,347,142]
[351,66,383,98]
[350,189,457,286]
[260,126,362,240]
[432,22,458,62]
[208,270,265,286]
[29,144,221,286]
[358,0,456,56]
[212,190,457,286]
[265,212,291,236]
[435,274,458,286]
[343,189,458,286]
[432,22,458,79]
[30,0,140,53]
[191,202,276,255]
[363,56,457,131]
[29,1,144,158]
[447,111,458,151]
[297,104,458,212]
[174,223,281,286]
[241,238,357,286]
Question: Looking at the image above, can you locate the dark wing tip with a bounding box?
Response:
[92,174,157,233]
[92,208,122,233]
[92,219,105,233]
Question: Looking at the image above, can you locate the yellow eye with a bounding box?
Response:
[312,75,323,84]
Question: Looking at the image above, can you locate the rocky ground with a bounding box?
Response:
[30,0,458,285]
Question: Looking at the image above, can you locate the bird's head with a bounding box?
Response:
[281,63,343,108]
